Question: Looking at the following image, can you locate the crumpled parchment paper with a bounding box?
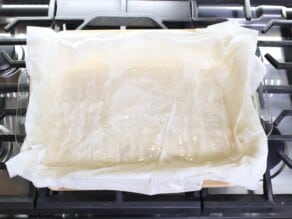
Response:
[6,21,267,194]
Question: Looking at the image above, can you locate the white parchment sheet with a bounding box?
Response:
[7,22,267,195]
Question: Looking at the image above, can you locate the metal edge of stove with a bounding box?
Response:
[0,0,292,218]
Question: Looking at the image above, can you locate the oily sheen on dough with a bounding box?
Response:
[6,22,267,194]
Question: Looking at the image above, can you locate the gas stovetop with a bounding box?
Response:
[0,0,292,218]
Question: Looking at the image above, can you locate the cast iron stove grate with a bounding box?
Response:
[0,1,292,218]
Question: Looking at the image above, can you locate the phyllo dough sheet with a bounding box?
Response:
[7,22,267,194]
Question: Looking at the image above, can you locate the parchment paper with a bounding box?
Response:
[6,22,267,194]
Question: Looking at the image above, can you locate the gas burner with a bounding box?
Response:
[268,128,286,178]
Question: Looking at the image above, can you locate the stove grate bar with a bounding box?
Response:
[5,17,54,33]
[274,110,292,126]
[0,38,26,45]
[243,0,252,20]
[265,54,292,70]
[0,50,25,68]
[268,135,292,141]
[0,83,29,93]
[262,19,292,34]
[263,85,292,94]
[258,40,292,47]
[0,108,26,120]
[263,169,273,202]
[278,150,292,169]
[0,134,25,142]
